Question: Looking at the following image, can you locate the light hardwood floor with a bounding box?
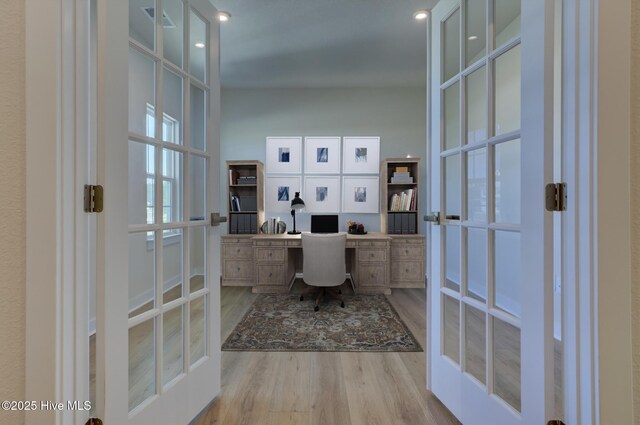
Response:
[194,286,460,425]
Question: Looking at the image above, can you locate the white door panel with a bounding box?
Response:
[428,0,554,423]
[96,0,221,423]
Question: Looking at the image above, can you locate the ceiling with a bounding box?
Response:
[210,0,436,88]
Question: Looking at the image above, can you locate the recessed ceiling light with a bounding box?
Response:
[414,10,429,21]
[217,11,231,22]
[194,42,205,48]
[468,35,478,40]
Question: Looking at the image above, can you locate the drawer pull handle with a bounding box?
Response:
[370,253,374,258]
[406,269,409,273]
[236,267,240,272]
[269,272,273,277]
[405,249,409,254]
[269,252,272,257]
[237,248,240,253]
[370,273,375,278]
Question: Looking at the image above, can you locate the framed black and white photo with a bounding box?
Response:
[342,137,380,174]
[303,176,340,213]
[342,176,379,213]
[265,176,302,212]
[304,137,341,174]
[266,137,302,174]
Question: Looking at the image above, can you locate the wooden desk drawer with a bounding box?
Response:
[359,248,387,262]
[223,260,254,280]
[391,261,423,281]
[357,241,388,247]
[391,245,424,260]
[223,244,254,259]
[255,247,285,262]
[286,240,301,247]
[391,238,424,245]
[358,264,387,286]
[254,240,286,247]
[222,236,253,244]
[256,264,284,285]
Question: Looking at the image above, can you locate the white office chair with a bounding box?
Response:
[300,232,347,311]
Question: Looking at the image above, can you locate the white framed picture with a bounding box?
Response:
[342,176,379,213]
[304,137,341,174]
[265,176,302,213]
[266,137,302,174]
[303,176,340,213]
[342,136,380,174]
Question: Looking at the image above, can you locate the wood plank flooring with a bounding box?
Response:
[194,286,460,425]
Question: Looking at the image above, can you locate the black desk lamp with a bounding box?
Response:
[287,192,305,235]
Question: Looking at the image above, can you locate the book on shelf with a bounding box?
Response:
[237,176,257,185]
[229,193,241,211]
[388,189,416,212]
[229,169,239,185]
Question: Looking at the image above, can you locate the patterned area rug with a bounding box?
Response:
[222,294,422,352]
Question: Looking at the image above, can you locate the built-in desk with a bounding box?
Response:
[251,232,391,295]
[221,232,425,295]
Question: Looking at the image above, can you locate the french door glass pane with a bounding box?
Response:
[465,0,486,66]
[129,48,156,137]
[445,225,461,292]
[466,228,487,302]
[162,0,184,69]
[445,154,461,217]
[129,0,155,52]
[466,66,488,144]
[443,294,460,364]
[444,82,461,150]
[493,317,521,412]
[464,304,486,384]
[494,45,521,136]
[190,155,206,221]
[494,230,521,317]
[190,295,206,365]
[494,0,521,48]
[162,305,184,386]
[190,227,206,293]
[162,149,184,223]
[128,232,155,318]
[162,229,184,304]
[467,148,487,222]
[129,318,156,411]
[163,67,184,145]
[494,139,521,224]
[189,10,207,84]
[129,141,155,225]
[190,84,207,151]
[443,8,461,83]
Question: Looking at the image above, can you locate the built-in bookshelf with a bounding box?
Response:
[226,160,265,234]
[380,158,420,234]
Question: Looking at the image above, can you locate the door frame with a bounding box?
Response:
[423,0,634,422]
[25,0,634,424]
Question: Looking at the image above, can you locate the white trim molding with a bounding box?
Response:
[562,0,633,423]
[26,0,91,425]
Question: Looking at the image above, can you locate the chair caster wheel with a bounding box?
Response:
[300,295,304,301]
[341,302,345,308]
[314,306,319,312]
[338,289,342,295]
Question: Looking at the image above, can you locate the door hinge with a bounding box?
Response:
[85,418,103,425]
[84,184,104,213]
[545,183,567,212]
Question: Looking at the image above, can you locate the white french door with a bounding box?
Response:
[428,0,554,424]
[95,0,221,423]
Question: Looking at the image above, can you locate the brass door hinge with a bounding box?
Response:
[84,184,104,213]
[545,183,567,212]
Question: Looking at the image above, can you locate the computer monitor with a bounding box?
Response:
[310,215,339,233]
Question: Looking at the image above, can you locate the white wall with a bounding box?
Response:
[220,87,427,233]
[0,1,25,423]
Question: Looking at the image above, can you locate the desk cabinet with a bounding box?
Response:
[221,235,255,286]
[389,235,425,288]
[253,240,294,293]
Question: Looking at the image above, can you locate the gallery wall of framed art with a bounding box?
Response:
[265,136,380,214]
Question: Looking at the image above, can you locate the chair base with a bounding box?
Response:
[299,286,345,311]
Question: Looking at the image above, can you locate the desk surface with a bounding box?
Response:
[251,232,391,241]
